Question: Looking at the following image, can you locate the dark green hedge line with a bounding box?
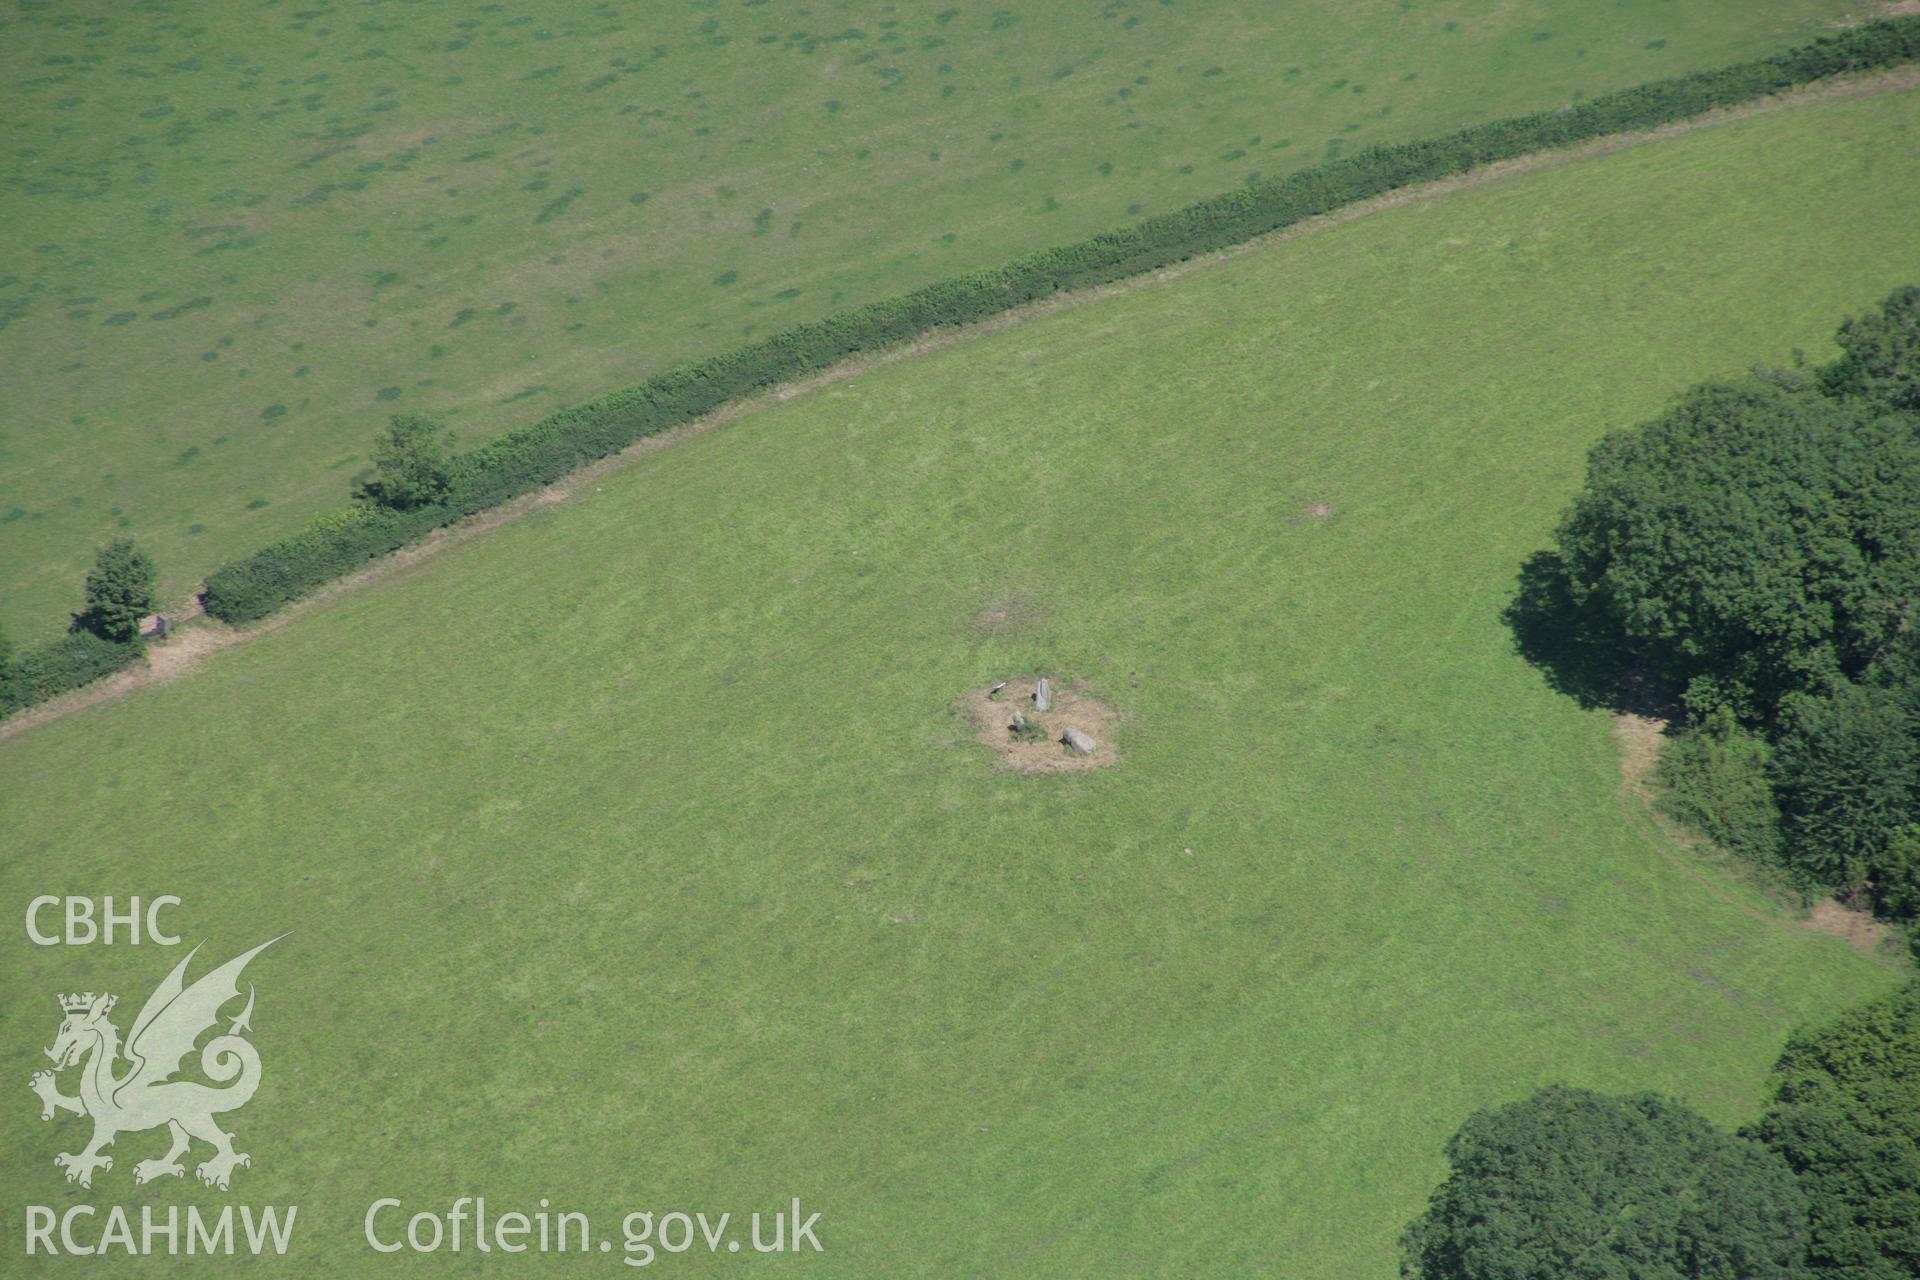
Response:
[203,503,453,625]
[0,631,140,716]
[200,16,1920,624]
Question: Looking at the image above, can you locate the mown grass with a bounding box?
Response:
[4,83,1918,1278]
[0,0,1871,635]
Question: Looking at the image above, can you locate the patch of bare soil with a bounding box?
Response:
[961,676,1119,773]
[1805,897,1892,951]
[1612,713,1669,807]
[1836,2,1920,25]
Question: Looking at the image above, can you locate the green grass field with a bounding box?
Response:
[0,0,1872,637]
[4,82,1916,1274]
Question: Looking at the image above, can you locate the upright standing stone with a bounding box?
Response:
[1033,677,1052,712]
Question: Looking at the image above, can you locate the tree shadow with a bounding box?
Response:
[1501,550,1677,718]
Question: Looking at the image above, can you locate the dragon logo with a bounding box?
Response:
[29,937,284,1191]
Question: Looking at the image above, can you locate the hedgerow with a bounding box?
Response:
[200,502,452,623]
[171,14,1920,624]
[0,631,141,715]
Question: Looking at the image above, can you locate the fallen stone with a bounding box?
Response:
[1033,677,1053,712]
[987,681,1008,701]
[1062,727,1095,755]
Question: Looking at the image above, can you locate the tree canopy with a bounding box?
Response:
[1752,983,1920,1280]
[368,413,457,510]
[79,538,156,644]
[1553,380,1920,724]
[1821,284,1920,414]
[1401,1085,1808,1280]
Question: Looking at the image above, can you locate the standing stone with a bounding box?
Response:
[987,681,1008,701]
[1062,727,1095,755]
[1033,677,1053,712]
[1009,710,1027,734]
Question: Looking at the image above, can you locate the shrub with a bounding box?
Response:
[1656,707,1786,867]
[198,17,1920,625]
[80,538,156,643]
[1401,1085,1808,1280]
[1009,712,1048,744]
[1751,983,1920,1279]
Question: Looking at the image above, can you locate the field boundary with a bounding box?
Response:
[5,58,1920,742]
[192,16,1920,626]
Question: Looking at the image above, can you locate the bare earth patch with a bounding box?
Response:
[1837,2,1920,25]
[961,676,1119,773]
[1805,897,1892,951]
[1612,713,1669,808]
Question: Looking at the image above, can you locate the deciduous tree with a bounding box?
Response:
[79,538,156,644]
[1753,983,1920,1279]
[1772,683,1920,888]
[1552,380,1920,724]
[369,413,456,509]
[1820,285,1920,414]
[1402,1086,1808,1280]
